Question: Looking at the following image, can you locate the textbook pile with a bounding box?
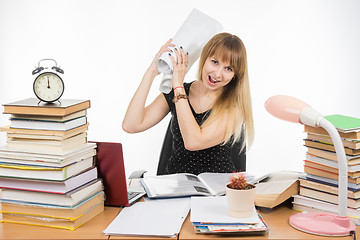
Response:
[0,98,104,230]
[292,114,360,225]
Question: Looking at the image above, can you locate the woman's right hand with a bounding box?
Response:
[147,38,174,74]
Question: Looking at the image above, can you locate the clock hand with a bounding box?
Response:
[47,76,50,88]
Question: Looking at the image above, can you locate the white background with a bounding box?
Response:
[1,0,359,177]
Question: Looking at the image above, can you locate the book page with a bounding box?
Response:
[255,180,297,195]
[140,173,211,198]
[254,171,304,208]
[197,173,233,196]
[255,171,304,196]
[261,171,305,182]
[198,172,266,196]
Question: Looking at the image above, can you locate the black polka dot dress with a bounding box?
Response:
[163,82,236,175]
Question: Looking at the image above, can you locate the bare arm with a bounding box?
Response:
[122,40,174,133]
[170,48,228,151]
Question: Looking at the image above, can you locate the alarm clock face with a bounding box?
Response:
[33,72,64,103]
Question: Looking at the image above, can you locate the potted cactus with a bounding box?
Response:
[226,172,256,218]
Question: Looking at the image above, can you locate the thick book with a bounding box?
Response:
[307,147,360,164]
[254,171,304,208]
[304,174,360,192]
[0,142,96,161]
[0,191,104,220]
[2,98,90,116]
[0,167,98,194]
[0,123,89,140]
[299,178,360,199]
[304,125,360,140]
[305,139,360,156]
[304,159,360,178]
[0,201,104,230]
[140,172,266,199]
[10,116,87,131]
[304,165,360,184]
[10,110,87,122]
[0,143,96,167]
[307,133,360,149]
[0,157,94,181]
[6,132,87,152]
[306,153,360,173]
[299,186,360,208]
[0,178,103,207]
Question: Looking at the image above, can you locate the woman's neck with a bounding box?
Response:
[189,80,220,113]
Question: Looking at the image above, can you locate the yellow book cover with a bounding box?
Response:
[1,202,104,230]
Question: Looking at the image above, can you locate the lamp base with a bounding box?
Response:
[289,212,356,237]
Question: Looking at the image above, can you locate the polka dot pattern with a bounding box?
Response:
[162,82,236,175]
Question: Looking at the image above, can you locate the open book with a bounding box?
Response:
[254,171,305,208]
[140,172,268,199]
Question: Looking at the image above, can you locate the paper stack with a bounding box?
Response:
[0,98,104,230]
[293,114,360,225]
[190,196,268,235]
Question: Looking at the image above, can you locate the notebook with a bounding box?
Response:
[91,141,145,207]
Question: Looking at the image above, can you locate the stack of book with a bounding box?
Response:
[292,114,360,225]
[0,98,105,230]
[190,196,268,235]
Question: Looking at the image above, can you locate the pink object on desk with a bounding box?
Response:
[264,95,356,236]
[289,212,355,237]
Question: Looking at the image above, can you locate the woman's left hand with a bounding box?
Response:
[169,46,188,88]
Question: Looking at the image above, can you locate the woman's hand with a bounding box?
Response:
[147,38,175,74]
[169,46,189,88]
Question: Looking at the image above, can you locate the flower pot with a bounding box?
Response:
[226,184,256,218]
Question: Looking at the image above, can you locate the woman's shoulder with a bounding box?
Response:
[184,81,193,88]
[184,81,195,94]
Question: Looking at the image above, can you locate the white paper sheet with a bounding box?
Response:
[190,196,260,224]
[157,8,223,93]
[103,198,190,237]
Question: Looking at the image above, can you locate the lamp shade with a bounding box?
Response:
[264,95,310,124]
[265,95,324,127]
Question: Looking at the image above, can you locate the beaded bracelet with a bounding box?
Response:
[172,94,189,103]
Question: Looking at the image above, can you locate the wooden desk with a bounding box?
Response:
[0,203,359,240]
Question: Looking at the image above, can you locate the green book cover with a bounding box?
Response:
[325,114,360,131]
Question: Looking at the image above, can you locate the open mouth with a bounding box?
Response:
[208,76,220,85]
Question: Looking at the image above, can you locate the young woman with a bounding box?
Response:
[122,32,254,175]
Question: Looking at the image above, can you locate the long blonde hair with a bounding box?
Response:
[198,32,254,150]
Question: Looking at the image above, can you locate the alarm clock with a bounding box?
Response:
[32,59,65,103]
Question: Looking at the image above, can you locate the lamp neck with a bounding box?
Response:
[300,106,323,127]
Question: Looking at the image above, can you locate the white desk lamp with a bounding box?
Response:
[264,95,356,236]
